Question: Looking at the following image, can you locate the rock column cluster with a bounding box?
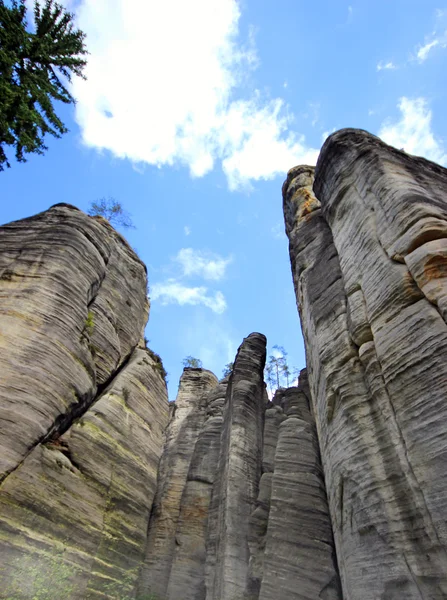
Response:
[3,128,447,600]
[139,334,341,600]
[284,129,447,599]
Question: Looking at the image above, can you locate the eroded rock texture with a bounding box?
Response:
[259,387,341,600]
[139,333,269,600]
[138,367,219,598]
[284,129,447,599]
[0,205,169,599]
[208,333,267,600]
[0,203,150,479]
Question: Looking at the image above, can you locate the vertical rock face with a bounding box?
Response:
[0,204,149,480]
[284,130,447,599]
[208,333,267,600]
[259,387,341,600]
[138,367,219,598]
[0,205,169,599]
[166,380,227,600]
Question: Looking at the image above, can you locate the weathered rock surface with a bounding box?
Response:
[259,388,341,600]
[0,205,169,599]
[244,398,285,599]
[207,333,267,600]
[0,204,149,481]
[138,368,219,598]
[6,129,447,600]
[166,380,227,600]
[284,130,447,599]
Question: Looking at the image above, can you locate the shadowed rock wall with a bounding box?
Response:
[284,129,447,599]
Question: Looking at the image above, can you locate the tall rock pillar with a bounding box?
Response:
[207,333,267,600]
[138,368,218,598]
[284,131,447,599]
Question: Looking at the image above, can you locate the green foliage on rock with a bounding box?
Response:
[182,355,202,368]
[222,362,233,377]
[84,310,94,336]
[88,197,135,229]
[0,0,88,169]
[2,549,81,599]
[146,344,168,383]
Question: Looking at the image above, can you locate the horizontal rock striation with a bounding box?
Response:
[284,130,447,599]
[166,380,227,600]
[138,367,219,599]
[259,387,341,600]
[0,205,169,599]
[0,204,149,480]
[208,333,267,600]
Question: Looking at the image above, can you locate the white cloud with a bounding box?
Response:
[377,61,397,71]
[184,226,191,236]
[416,39,442,62]
[182,315,237,377]
[321,128,336,144]
[222,98,319,190]
[378,97,447,165]
[175,248,232,281]
[414,11,447,63]
[64,0,317,190]
[151,280,227,313]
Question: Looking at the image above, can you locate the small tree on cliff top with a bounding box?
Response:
[88,198,135,229]
[0,0,88,169]
[265,345,297,395]
[222,362,234,377]
[182,356,202,368]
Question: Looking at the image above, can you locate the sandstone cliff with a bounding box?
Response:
[138,333,340,600]
[3,127,447,600]
[284,129,447,599]
[0,205,169,599]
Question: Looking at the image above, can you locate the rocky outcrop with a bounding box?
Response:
[284,130,447,599]
[138,368,219,598]
[138,333,269,600]
[0,204,150,480]
[0,205,169,599]
[166,380,227,600]
[5,128,447,600]
[208,333,267,600]
[259,387,341,600]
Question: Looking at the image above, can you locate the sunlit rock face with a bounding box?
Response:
[138,332,341,600]
[0,205,169,599]
[284,129,447,600]
[6,127,447,600]
[0,204,340,600]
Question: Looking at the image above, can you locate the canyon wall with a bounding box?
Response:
[0,204,339,599]
[284,129,447,599]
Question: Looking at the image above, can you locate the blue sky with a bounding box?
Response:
[2,0,447,398]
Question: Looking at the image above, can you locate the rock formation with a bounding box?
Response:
[3,128,447,600]
[0,204,169,599]
[138,333,339,600]
[284,129,447,599]
[138,367,220,598]
[258,383,341,600]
